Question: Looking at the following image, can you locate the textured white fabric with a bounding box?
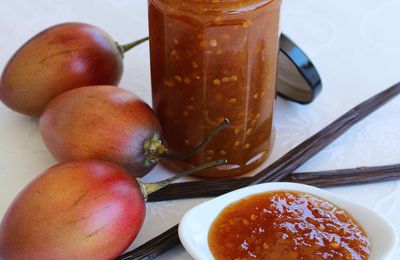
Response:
[0,0,399,259]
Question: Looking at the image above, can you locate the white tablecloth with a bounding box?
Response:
[1,0,399,259]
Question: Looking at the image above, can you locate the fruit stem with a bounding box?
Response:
[117,36,149,56]
[144,119,230,164]
[137,159,227,200]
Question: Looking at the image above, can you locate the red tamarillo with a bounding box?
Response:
[0,159,225,260]
[0,22,147,116]
[39,85,229,177]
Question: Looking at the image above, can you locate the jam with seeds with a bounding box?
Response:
[148,0,282,177]
[208,191,371,259]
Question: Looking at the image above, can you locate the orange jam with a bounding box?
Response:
[148,0,282,177]
[208,191,370,259]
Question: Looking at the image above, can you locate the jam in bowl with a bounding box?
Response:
[179,183,397,260]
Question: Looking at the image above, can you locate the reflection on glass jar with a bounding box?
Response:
[148,0,282,177]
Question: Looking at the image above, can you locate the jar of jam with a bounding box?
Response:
[148,0,282,177]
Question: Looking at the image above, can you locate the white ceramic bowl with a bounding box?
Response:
[179,182,397,260]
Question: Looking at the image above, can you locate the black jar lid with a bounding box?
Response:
[277,34,322,104]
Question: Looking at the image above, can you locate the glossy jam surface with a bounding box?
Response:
[148,0,281,177]
[208,191,370,260]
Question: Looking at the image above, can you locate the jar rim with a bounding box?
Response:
[150,0,279,15]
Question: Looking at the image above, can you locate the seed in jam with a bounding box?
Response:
[174,75,182,82]
[209,39,218,47]
[208,191,371,260]
[213,79,221,86]
[230,75,238,82]
[164,80,174,88]
[246,128,253,135]
[222,77,231,83]
[183,77,191,84]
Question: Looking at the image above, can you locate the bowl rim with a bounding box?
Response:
[179,182,398,260]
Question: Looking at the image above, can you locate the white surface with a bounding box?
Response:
[0,0,399,259]
[179,183,397,260]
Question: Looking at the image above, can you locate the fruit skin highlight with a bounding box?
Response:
[0,23,123,116]
[0,160,145,260]
[39,85,162,177]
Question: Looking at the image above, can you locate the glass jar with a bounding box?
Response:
[148,0,282,177]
